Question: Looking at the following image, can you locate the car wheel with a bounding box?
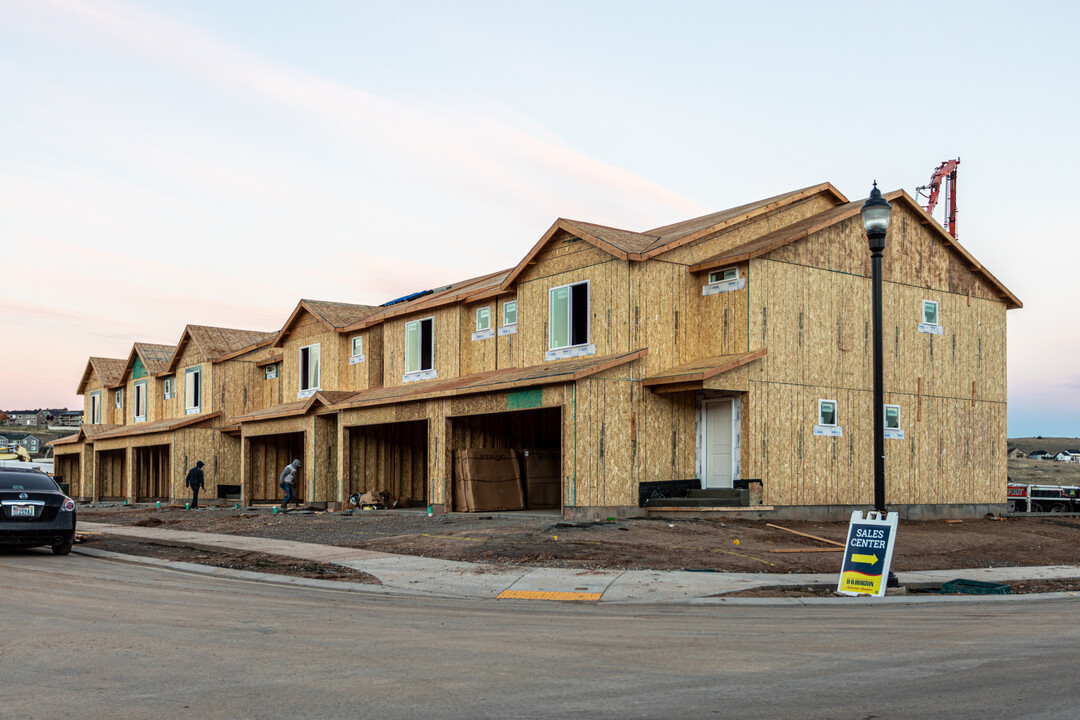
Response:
[52,541,73,556]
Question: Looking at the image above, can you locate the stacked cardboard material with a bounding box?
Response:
[520,449,560,509]
[453,448,524,512]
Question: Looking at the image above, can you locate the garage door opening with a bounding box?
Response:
[449,406,562,512]
[247,432,304,504]
[346,420,427,506]
[54,454,82,498]
[96,449,126,501]
[135,445,171,501]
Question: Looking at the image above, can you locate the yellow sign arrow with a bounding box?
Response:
[851,552,879,564]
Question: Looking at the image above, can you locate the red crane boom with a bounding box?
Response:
[915,158,960,238]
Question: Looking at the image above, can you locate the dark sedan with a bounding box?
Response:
[0,468,76,555]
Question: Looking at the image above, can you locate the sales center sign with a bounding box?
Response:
[837,510,899,597]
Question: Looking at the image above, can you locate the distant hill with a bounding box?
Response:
[1008,437,1080,454]
[1008,437,1080,486]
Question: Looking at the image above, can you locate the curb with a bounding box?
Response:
[73,545,1080,607]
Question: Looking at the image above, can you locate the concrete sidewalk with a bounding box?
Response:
[77,521,1080,604]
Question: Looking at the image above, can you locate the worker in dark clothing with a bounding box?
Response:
[184,460,205,509]
[279,459,301,510]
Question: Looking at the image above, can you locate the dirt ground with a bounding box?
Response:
[86,537,380,584]
[78,504,1080,576]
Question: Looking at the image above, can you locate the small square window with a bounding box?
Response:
[818,400,837,426]
[264,364,278,380]
[503,300,517,326]
[476,306,491,332]
[922,300,939,326]
[351,336,363,357]
[885,405,901,430]
[709,267,739,284]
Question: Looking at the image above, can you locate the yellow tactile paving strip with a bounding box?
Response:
[497,590,603,602]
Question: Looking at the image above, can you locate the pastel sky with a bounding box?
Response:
[1,0,1076,437]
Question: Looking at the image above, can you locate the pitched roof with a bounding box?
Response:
[119,342,177,381]
[77,357,127,394]
[341,269,511,333]
[91,412,221,440]
[48,423,122,447]
[230,391,351,425]
[643,349,768,388]
[272,300,382,347]
[687,191,1022,309]
[333,349,646,411]
[501,183,846,289]
[167,325,277,372]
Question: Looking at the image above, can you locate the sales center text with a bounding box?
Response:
[850,528,887,550]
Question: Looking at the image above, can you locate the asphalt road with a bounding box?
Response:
[5,549,1080,720]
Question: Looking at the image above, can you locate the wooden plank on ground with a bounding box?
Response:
[766,522,845,547]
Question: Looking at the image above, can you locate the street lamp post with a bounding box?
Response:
[861,183,892,513]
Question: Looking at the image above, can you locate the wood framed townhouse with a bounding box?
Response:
[52,356,126,500]
[230,299,382,506]
[54,181,1020,519]
[53,327,276,503]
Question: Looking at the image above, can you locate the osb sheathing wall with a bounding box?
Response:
[92,425,239,501]
[340,327,383,392]
[213,348,279,423]
[460,299,500,377]
[743,206,1009,506]
[280,313,344,397]
[494,294,519,369]
[80,369,109,424]
[513,238,631,367]
[381,308,462,388]
[173,341,213,416]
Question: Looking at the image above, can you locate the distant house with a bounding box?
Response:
[1055,450,1080,463]
[54,410,83,427]
[1007,447,1026,459]
[1028,450,1053,460]
[5,410,48,426]
[0,432,44,453]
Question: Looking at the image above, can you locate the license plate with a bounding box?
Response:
[10,505,35,518]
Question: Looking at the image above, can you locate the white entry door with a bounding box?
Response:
[704,398,734,489]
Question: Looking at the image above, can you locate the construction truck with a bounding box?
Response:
[1007,482,1080,513]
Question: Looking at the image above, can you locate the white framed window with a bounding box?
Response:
[114,389,123,409]
[548,280,592,357]
[476,306,491,332]
[818,400,837,426]
[884,404,905,439]
[349,336,365,364]
[185,367,202,415]
[814,399,842,437]
[503,300,517,327]
[404,317,436,380]
[299,344,321,397]
[709,267,738,284]
[89,391,101,424]
[264,364,278,380]
[134,380,147,423]
[162,376,173,399]
[922,300,939,325]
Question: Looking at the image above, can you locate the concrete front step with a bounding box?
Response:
[647,496,745,508]
[687,488,748,500]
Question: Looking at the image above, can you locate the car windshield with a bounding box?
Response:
[0,474,59,491]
